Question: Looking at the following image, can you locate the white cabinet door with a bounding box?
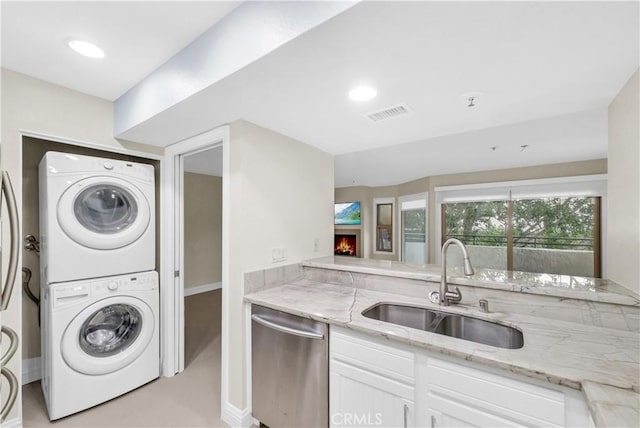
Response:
[330,365,413,427]
[330,327,415,428]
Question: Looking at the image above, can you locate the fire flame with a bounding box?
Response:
[335,237,355,256]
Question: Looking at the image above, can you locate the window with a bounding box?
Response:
[374,198,394,253]
[400,194,428,264]
[436,175,606,277]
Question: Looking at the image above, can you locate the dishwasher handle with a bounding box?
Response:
[251,314,325,340]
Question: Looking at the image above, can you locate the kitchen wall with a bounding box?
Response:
[226,120,334,412]
[184,172,222,289]
[0,69,162,424]
[336,159,607,264]
[607,69,640,294]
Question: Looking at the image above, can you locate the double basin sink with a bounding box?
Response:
[362,303,524,349]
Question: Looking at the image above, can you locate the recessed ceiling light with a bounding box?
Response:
[68,39,105,59]
[348,86,377,102]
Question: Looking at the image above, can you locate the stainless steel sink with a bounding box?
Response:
[362,303,441,331]
[433,314,524,349]
[362,303,524,349]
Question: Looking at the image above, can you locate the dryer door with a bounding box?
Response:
[57,176,151,250]
[61,296,155,375]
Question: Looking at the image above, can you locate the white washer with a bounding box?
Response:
[39,151,155,284]
[41,271,159,420]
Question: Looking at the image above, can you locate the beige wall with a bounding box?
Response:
[1,69,162,423]
[184,172,222,288]
[607,69,640,293]
[336,159,607,264]
[227,120,334,409]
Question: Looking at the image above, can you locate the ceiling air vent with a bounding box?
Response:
[365,103,412,122]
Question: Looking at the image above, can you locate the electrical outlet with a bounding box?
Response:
[271,247,286,263]
[313,238,319,252]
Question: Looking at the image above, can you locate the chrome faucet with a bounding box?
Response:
[432,238,474,306]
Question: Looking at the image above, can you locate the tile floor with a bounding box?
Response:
[23,290,224,427]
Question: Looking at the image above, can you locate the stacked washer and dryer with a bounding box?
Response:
[39,152,159,420]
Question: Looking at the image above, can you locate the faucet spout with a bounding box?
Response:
[438,238,474,306]
[463,256,474,276]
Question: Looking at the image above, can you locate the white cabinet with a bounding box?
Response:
[330,327,415,427]
[330,327,591,428]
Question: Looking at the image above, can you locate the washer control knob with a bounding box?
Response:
[103,161,114,170]
[107,281,118,291]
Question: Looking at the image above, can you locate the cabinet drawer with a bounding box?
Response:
[424,357,565,427]
[331,326,415,385]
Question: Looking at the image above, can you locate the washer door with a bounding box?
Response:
[57,176,151,250]
[61,296,155,375]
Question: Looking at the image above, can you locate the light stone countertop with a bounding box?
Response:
[582,382,640,428]
[302,256,640,306]
[244,279,640,428]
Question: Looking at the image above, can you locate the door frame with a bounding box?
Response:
[162,125,229,384]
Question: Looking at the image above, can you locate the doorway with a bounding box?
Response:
[181,147,223,369]
[163,126,230,416]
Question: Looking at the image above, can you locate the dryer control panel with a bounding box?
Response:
[42,151,154,183]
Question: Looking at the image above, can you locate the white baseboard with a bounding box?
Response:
[221,401,253,428]
[23,357,42,384]
[2,417,22,428]
[184,281,222,297]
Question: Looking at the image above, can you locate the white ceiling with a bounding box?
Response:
[239,0,637,155]
[2,1,638,187]
[1,1,241,100]
[335,109,607,187]
[183,146,223,177]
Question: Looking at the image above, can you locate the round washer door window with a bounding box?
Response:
[62,296,155,375]
[79,304,142,358]
[57,176,151,250]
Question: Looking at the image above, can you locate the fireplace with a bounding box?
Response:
[335,234,357,257]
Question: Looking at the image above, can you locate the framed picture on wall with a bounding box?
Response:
[374,198,394,253]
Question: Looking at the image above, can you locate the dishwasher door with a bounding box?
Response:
[251,305,328,428]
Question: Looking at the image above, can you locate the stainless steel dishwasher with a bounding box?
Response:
[251,304,328,428]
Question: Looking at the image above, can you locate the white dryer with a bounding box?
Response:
[39,152,155,284]
[41,271,159,420]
